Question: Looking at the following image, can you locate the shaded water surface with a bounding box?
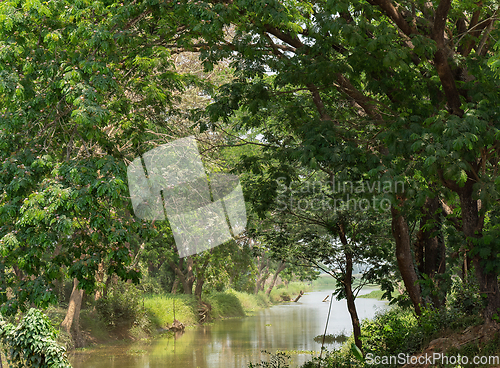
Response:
[70,289,387,368]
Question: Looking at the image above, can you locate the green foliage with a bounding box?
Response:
[361,302,484,363]
[143,294,199,328]
[314,332,348,345]
[198,0,500,321]
[78,309,109,342]
[0,308,71,368]
[313,275,338,289]
[362,307,421,357]
[268,282,311,304]
[224,288,271,312]
[0,155,143,316]
[302,299,487,368]
[350,343,364,362]
[0,0,207,319]
[447,276,486,318]
[357,289,399,300]
[205,290,245,318]
[142,284,308,332]
[1,0,500,361]
[300,346,362,368]
[95,280,150,334]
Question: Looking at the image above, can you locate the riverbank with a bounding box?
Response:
[46,281,312,351]
[52,275,500,368]
[358,289,400,300]
[67,289,387,368]
[143,282,310,332]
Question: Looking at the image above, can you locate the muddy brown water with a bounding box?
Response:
[69,289,387,368]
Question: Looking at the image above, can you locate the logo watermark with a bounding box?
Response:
[127,136,247,258]
[366,353,500,366]
[275,177,403,212]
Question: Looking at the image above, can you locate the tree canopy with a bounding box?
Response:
[1,0,500,355]
[195,0,500,321]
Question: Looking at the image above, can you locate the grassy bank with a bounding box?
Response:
[38,281,310,354]
[312,273,337,289]
[312,273,380,292]
[358,289,399,300]
[143,282,310,330]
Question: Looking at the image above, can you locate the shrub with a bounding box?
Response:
[300,344,362,368]
[361,307,422,357]
[143,294,198,328]
[0,308,71,368]
[79,309,110,341]
[447,276,485,316]
[95,280,148,332]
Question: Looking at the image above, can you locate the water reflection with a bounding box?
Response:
[70,290,387,368]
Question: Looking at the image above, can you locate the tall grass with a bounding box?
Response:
[224,289,271,312]
[143,281,311,328]
[143,294,199,328]
[205,290,246,318]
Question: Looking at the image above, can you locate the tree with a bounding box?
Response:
[191,0,500,322]
[265,261,287,296]
[0,0,201,345]
[253,170,394,351]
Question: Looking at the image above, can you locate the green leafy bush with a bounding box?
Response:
[447,276,485,316]
[362,307,422,357]
[95,280,148,332]
[0,308,71,368]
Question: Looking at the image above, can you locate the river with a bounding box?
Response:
[69,289,387,368]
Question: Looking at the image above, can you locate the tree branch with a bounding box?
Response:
[264,25,304,49]
[431,0,464,115]
[334,74,385,121]
[433,0,452,43]
[366,0,416,36]
[306,83,332,121]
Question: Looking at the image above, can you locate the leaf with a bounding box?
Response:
[424,156,436,166]
[411,140,423,151]
[453,138,463,150]
[350,343,364,361]
[479,247,491,259]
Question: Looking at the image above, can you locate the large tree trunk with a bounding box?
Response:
[265,262,287,296]
[458,180,500,322]
[61,278,84,348]
[194,258,210,301]
[415,196,446,308]
[391,206,423,316]
[194,277,205,301]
